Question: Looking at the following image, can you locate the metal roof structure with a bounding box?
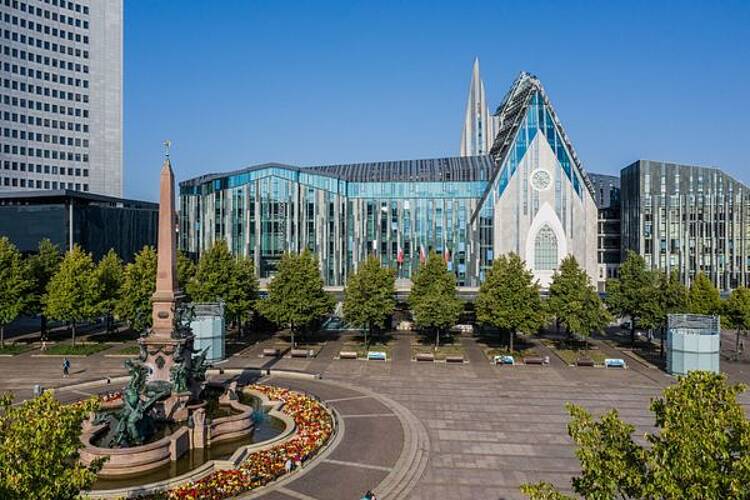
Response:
[489,71,595,197]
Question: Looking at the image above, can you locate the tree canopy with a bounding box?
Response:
[522,371,750,499]
[176,250,196,299]
[44,245,101,345]
[0,391,104,499]
[26,239,61,336]
[475,253,544,352]
[343,255,396,345]
[688,272,722,316]
[188,241,258,326]
[0,237,33,348]
[409,251,463,345]
[724,287,750,359]
[547,255,609,338]
[257,249,334,346]
[606,251,655,343]
[115,245,157,334]
[95,249,123,333]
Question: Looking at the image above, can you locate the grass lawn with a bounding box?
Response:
[0,344,33,355]
[113,344,141,356]
[554,349,607,365]
[411,344,466,360]
[483,346,540,360]
[342,339,394,359]
[44,343,111,356]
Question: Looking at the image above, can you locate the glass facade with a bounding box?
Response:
[621,160,750,291]
[179,157,494,286]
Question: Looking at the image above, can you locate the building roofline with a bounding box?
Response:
[621,159,748,189]
[0,189,158,208]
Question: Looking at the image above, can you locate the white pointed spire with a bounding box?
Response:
[460,58,497,156]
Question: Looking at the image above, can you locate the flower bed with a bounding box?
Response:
[164,385,333,499]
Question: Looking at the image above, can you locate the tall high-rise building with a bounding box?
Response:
[0,0,123,197]
[459,58,496,157]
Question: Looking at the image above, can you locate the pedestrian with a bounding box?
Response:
[40,340,47,352]
[63,357,71,378]
[284,458,293,474]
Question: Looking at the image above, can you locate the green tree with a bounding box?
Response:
[227,256,259,332]
[522,372,750,499]
[44,245,101,346]
[476,253,544,353]
[116,246,157,334]
[0,391,104,499]
[0,237,33,348]
[343,256,396,346]
[176,250,196,299]
[547,255,610,339]
[26,239,61,340]
[188,241,258,327]
[724,287,750,360]
[688,272,722,316]
[95,249,123,335]
[258,249,334,347]
[606,251,655,344]
[409,251,463,347]
[651,270,689,356]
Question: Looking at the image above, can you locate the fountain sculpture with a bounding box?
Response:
[80,156,254,476]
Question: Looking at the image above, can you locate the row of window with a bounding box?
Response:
[1,143,88,161]
[3,63,89,91]
[0,175,88,190]
[3,127,88,146]
[4,9,88,30]
[1,31,88,60]
[2,76,90,106]
[2,23,89,46]
[3,46,90,76]
[2,159,87,175]
[4,0,90,17]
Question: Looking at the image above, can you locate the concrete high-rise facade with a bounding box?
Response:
[0,0,123,197]
[459,58,496,157]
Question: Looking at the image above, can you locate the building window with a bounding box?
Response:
[534,224,558,270]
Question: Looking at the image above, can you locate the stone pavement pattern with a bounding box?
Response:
[3,332,750,499]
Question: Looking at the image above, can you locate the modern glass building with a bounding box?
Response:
[589,173,621,291]
[621,160,750,291]
[179,72,599,289]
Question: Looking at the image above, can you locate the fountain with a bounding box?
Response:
[79,157,257,477]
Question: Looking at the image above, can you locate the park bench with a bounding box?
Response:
[445,355,465,363]
[576,358,595,367]
[415,353,435,362]
[605,358,627,369]
[290,349,311,358]
[493,355,515,365]
[262,348,280,357]
[367,351,387,361]
[523,356,545,365]
[339,351,358,360]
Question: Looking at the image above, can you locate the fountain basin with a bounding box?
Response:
[81,386,255,477]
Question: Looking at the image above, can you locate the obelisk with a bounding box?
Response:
[150,157,181,337]
[138,155,195,413]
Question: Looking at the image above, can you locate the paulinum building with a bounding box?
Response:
[0,0,123,197]
[0,189,157,261]
[621,160,750,291]
[180,72,599,288]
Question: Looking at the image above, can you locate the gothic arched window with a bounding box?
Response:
[534,225,558,270]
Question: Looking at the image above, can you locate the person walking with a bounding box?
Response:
[284,458,293,474]
[40,340,47,352]
[63,357,71,378]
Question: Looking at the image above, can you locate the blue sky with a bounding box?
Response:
[124,1,749,201]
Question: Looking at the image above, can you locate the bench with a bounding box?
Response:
[367,351,387,361]
[290,349,312,358]
[576,358,595,367]
[523,356,545,365]
[605,358,627,369]
[493,355,515,365]
[262,348,280,357]
[338,351,358,360]
[415,353,435,362]
[445,355,465,363]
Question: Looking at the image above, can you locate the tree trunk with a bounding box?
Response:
[290,323,295,349]
[435,327,440,349]
[365,322,369,348]
[630,321,636,346]
[660,325,665,358]
[1,325,4,349]
[41,314,47,340]
[72,322,77,347]
[737,328,742,361]
[509,329,515,354]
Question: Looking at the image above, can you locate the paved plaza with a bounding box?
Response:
[2,330,750,499]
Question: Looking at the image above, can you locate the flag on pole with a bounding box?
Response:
[443,246,451,264]
[419,244,426,264]
[397,246,404,265]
